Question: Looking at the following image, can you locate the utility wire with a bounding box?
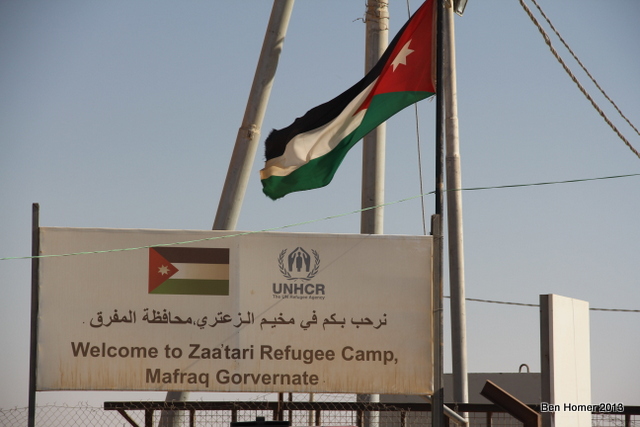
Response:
[527,0,640,140]
[5,173,639,313]
[447,296,640,313]
[2,172,640,261]
[448,172,640,192]
[518,0,640,160]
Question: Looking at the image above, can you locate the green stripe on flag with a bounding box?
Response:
[150,279,229,296]
[261,130,358,199]
[360,91,434,131]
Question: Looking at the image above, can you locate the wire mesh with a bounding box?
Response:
[1,399,639,427]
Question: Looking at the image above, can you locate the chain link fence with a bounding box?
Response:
[2,395,639,427]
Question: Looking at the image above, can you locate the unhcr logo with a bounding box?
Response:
[273,247,325,300]
[278,247,319,281]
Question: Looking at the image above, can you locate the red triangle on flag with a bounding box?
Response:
[357,0,436,112]
[148,248,179,293]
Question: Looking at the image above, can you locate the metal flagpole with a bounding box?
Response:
[432,0,446,425]
[443,1,469,410]
[359,2,388,426]
[162,2,295,424]
[361,0,388,235]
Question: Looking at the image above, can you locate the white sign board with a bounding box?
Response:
[37,228,432,394]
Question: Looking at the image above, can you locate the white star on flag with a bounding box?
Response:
[391,40,414,71]
[158,265,171,275]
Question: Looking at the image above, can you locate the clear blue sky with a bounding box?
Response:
[1,0,639,408]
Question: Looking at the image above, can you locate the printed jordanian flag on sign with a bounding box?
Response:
[260,0,436,200]
[148,247,230,296]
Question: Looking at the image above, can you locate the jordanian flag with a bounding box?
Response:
[148,247,230,295]
[260,0,436,200]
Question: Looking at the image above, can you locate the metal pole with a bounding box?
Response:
[360,0,388,235]
[443,0,469,410]
[308,393,315,426]
[213,0,295,230]
[420,396,469,425]
[432,0,445,425]
[430,216,445,427]
[28,203,40,427]
[540,295,552,427]
[163,2,295,423]
[359,2,388,426]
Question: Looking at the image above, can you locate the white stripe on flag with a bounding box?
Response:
[261,79,377,178]
[172,263,229,280]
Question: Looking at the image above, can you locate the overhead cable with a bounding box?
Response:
[519,0,640,159]
[2,172,640,261]
[527,0,640,140]
[447,296,640,313]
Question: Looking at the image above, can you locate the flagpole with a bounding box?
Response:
[359,2,388,426]
[432,0,446,425]
[163,2,295,425]
[361,0,388,236]
[443,1,469,411]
